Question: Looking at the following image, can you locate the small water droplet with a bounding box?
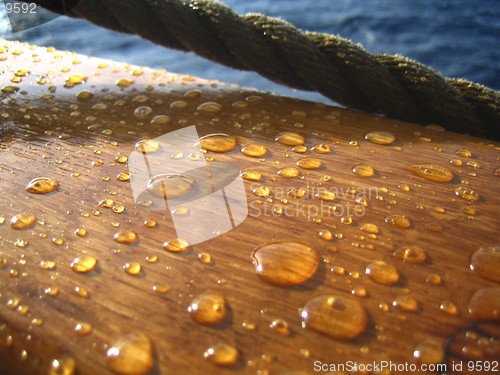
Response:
[188,291,227,325]
[426,273,442,285]
[270,319,290,335]
[26,177,59,194]
[76,90,93,101]
[393,246,427,264]
[292,145,308,153]
[315,189,336,202]
[197,102,223,113]
[277,166,300,178]
[204,343,239,366]
[75,227,87,237]
[297,157,322,170]
[364,131,396,145]
[71,255,97,273]
[366,261,399,285]
[455,148,472,158]
[150,115,170,125]
[147,173,195,199]
[440,301,458,315]
[198,133,237,153]
[49,356,76,375]
[352,164,375,177]
[116,78,135,88]
[10,214,36,229]
[467,288,500,321]
[163,239,189,252]
[107,332,154,375]
[252,242,320,286]
[311,143,331,154]
[385,214,411,229]
[360,223,379,234]
[74,322,93,335]
[143,220,157,228]
[413,338,444,365]
[240,143,267,157]
[455,187,479,202]
[252,186,271,197]
[124,262,142,276]
[133,106,152,120]
[275,132,305,146]
[113,231,139,245]
[300,295,368,339]
[116,172,131,182]
[198,252,212,264]
[406,164,453,182]
[470,247,500,282]
[135,139,160,153]
[241,170,262,181]
[392,295,418,312]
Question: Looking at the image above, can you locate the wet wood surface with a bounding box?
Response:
[0,40,499,375]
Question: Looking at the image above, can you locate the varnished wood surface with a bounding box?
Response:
[0,40,499,375]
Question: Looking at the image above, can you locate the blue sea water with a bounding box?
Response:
[1,0,499,103]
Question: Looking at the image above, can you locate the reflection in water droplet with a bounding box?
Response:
[413,338,444,365]
[366,261,399,285]
[297,157,322,170]
[278,166,300,178]
[352,164,375,177]
[10,214,36,229]
[107,332,154,375]
[241,143,267,157]
[300,295,367,339]
[252,242,320,286]
[26,177,59,194]
[393,246,427,264]
[113,231,139,245]
[204,343,239,366]
[163,239,189,252]
[275,132,305,146]
[406,164,453,182]
[188,291,227,325]
[198,133,237,153]
[455,187,480,202]
[470,247,500,282]
[135,140,160,153]
[147,174,195,199]
[71,255,97,273]
[385,214,411,229]
[467,288,500,321]
[364,131,396,145]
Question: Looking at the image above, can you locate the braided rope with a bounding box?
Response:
[25,0,499,139]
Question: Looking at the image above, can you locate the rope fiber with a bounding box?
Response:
[23,0,499,139]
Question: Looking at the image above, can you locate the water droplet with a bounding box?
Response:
[10,214,36,229]
[252,186,271,197]
[188,291,227,325]
[116,172,131,182]
[398,184,410,192]
[75,286,89,298]
[197,102,223,113]
[277,166,300,178]
[455,187,479,202]
[275,132,305,146]
[467,288,500,321]
[315,189,336,202]
[366,261,399,285]
[311,143,331,154]
[76,90,93,101]
[392,295,418,312]
[26,177,59,194]
[65,74,86,86]
[71,255,97,273]
[241,143,267,157]
[124,262,142,276]
[75,227,87,237]
[74,322,93,335]
[393,246,427,264]
[300,295,368,339]
[251,242,320,286]
[319,230,333,241]
[143,220,157,228]
[270,319,290,335]
[413,338,444,365]
[133,106,152,120]
[406,164,453,183]
[163,239,189,252]
[292,145,308,153]
[426,273,442,285]
[440,301,458,315]
[385,214,411,229]
[352,164,375,177]
[116,78,135,88]
[360,223,379,234]
[204,343,239,366]
[470,247,500,282]
[198,252,212,264]
[297,157,322,170]
[40,260,56,270]
[455,148,472,158]
[241,170,262,181]
[364,131,396,145]
[107,332,154,375]
[49,356,76,375]
[198,133,237,153]
[147,174,195,199]
[113,231,139,245]
[135,139,160,153]
[150,115,170,125]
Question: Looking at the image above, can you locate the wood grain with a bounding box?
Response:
[0,40,499,375]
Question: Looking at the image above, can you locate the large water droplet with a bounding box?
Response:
[147,173,195,199]
[113,231,139,245]
[406,164,453,182]
[470,247,500,282]
[275,132,305,146]
[364,131,396,145]
[297,157,322,170]
[71,255,97,273]
[135,140,160,153]
[240,143,267,157]
[10,214,36,229]
[468,288,500,321]
[277,166,300,178]
[188,291,227,325]
[26,177,59,194]
[107,332,154,375]
[300,295,368,339]
[198,133,237,153]
[385,214,411,229]
[352,164,375,177]
[251,242,320,286]
[413,338,444,365]
[365,261,399,285]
